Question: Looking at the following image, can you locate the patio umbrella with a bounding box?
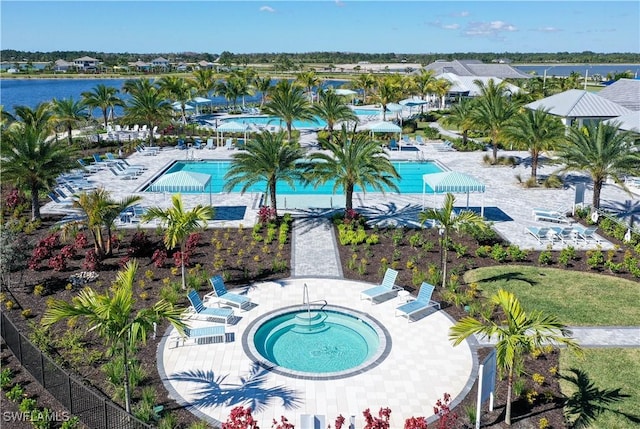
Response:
[422,171,486,217]
[149,171,212,205]
[216,121,249,147]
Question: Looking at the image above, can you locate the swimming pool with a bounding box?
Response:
[222,116,327,129]
[351,108,383,117]
[148,160,444,194]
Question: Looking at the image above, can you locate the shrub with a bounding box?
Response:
[6,384,25,402]
[558,246,577,266]
[152,249,167,268]
[83,249,100,271]
[33,284,45,296]
[586,248,604,269]
[433,393,458,429]
[532,373,545,386]
[257,206,276,223]
[48,253,67,271]
[475,245,491,257]
[19,397,37,413]
[490,244,509,262]
[128,231,152,257]
[538,249,553,265]
[507,245,528,262]
[0,368,13,390]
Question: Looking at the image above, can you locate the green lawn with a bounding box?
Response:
[463,266,640,326]
[560,349,640,429]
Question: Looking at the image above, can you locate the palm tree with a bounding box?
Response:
[224,131,306,219]
[441,99,476,146]
[81,84,123,129]
[503,107,566,180]
[1,124,76,220]
[469,79,518,162]
[0,106,17,130]
[157,75,195,124]
[418,193,487,288]
[449,289,581,425]
[413,69,437,110]
[42,260,186,414]
[262,79,313,140]
[73,189,142,258]
[51,97,90,145]
[312,89,359,143]
[122,77,156,96]
[305,126,399,211]
[253,76,272,107]
[192,69,216,98]
[296,70,321,103]
[433,78,452,108]
[372,75,402,121]
[554,122,640,209]
[351,73,376,104]
[142,195,213,290]
[12,102,55,135]
[123,83,172,144]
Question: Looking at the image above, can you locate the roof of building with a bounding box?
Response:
[54,59,73,66]
[604,111,640,133]
[152,57,169,63]
[525,89,632,118]
[423,59,531,79]
[597,79,640,111]
[74,56,99,62]
[436,73,522,96]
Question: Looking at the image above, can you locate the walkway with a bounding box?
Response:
[475,326,640,348]
[291,217,343,277]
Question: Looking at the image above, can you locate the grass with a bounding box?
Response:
[560,349,640,429]
[463,266,640,326]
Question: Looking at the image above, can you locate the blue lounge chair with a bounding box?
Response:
[92,153,118,167]
[109,167,138,180]
[170,325,227,347]
[533,208,571,224]
[106,153,146,170]
[236,138,246,149]
[205,275,252,310]
[193,139,203,149]
[525,226,552,244]
[225,138,234,150]
[573,225,600,243]
[77,158,102,172]
[415,135,425,145]
[205,138,215,150]
[389,139,399,151]
[360,268,400,303]
[176,139,187,150]
[549,226,575,244]
[186,290,234,323]
[395,282,440,322]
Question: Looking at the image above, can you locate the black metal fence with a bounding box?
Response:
[0,311,153,429]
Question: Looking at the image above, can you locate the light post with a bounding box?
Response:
[438,225,445,286]
[542,65,557,96]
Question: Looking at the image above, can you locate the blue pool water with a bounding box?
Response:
[151,160,443,194]
[351,108,383,116]
[253,310,380,373]
[221,115,327,129]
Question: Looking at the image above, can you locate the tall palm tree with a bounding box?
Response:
[262,79,313,140]
[554,122,640,209]
[351,73,376,104]
[312,89,359,143]
[13,102,55,135]
[433,78,452,108]
[413,69,437,110]
[1,124,76,220]
[215,75,244,111]
[42,260,186,414]
[123,83,172,144]
[142,195,213,290]
[51,97,89,145]
[121,77,156,96]
[1,106,17,130]
[81,84,123,129]
[73,189,142,258]
[372,75,402,121]
[305,126,400,211]
[441,99,476,146]
[157,75,195,124]
[469,79,518,162]
[296,70,321,103]
[224,131,306,219]
[503,107,566,180]
[450,289,581,425]
[192,69,216,98]
[253,76,272,107]
[418,193,487,288]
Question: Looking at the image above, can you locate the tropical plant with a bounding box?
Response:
[224,131,306,219]
[312,89,358,142]
[122,79,172,143]
[262,79,313,140]
[469,79,518,162]
[253,76,272,107]
[81,84,123,129]
[142,195,213,289]
[350,73,376,104]
[503,107,566,179]
[412,69,437,110]
[72,189,142,258]
[296,70,321,103]
[157,75,196,124]
[51,97,90,145]
[372,75,403,121]
[432,78,452,108]
[305,126,399,211]
[554,122,639,208]
[42,260,186,413]
[0,123,77,220]
[449,289,581,425]
[191,69,216,98]
[441,99,476,146]
[418,193,487,288]
[11,103,55,135]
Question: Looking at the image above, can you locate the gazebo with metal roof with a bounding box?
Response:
[525,89,632,127]
[422,171,486,217]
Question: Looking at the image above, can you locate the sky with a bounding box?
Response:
[1,1,639,54]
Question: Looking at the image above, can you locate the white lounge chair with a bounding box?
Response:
[170,325,227,347]
[225,138,234,150]
[395,282,440,322]
[186,290,234,324]
[533,208,571,224]
[526,226,553,244]
[205,275,252,310]
[360,268,400,303]
[573,225,601,243]
[549,226,576,244]
[205,138,215,150]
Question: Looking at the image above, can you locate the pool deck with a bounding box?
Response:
[44,140,638,250]
[158,278,476,428]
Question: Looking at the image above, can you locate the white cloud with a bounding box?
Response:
[259,6,275,13]
[428,20,460,30]
[452,11,469,17]
[464,20,517,38]
[335,0,345,6]
[536,26,561,33]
